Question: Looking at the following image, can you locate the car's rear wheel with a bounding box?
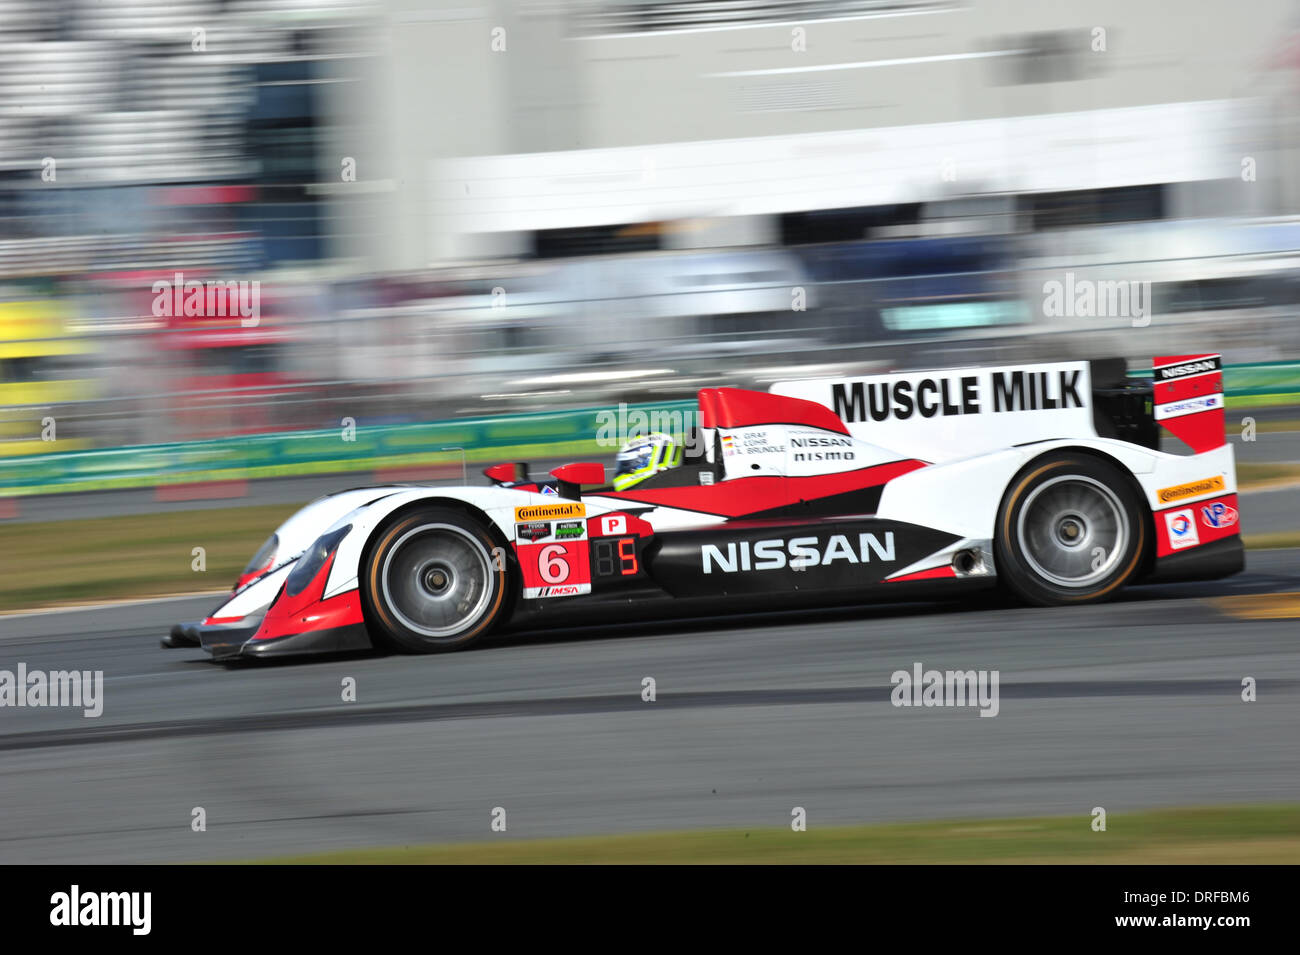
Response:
[995,454,1146,606]
[363,507,509,652]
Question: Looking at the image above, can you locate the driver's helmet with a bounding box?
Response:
[613,432,679,490]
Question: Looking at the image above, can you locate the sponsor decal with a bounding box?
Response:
[652,519,959,597]
[1155,355,1222,381]
[790,434,856,462]
[1164,508,1199,549]
[515,502,585,521]
[540,485,558,496]
[698,471,714,485]
[702,532,896,573]
[1157,476,1225,504]
[515,521,550,543]
[533,584,583,597]
[794,450,856,462]
[516,510,592,598]
[791,435,853,447]
[1200,500,1238,529]
[1153,394,1223,421]
[831,368,1083,424]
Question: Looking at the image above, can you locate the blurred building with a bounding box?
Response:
[3,0,1300,448]
[345,0,1298,267]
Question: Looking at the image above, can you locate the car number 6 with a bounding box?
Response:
[539,544,570,583]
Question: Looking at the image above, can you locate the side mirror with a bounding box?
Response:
[484,462,528,485]
[550,462,605,485]
[550,462,605,499]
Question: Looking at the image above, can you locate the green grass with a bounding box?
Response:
[0,502,301,611]
[1237,417,1300,432]
[1236,461,1300,488]
[239,805,1300,864]
[1243,531,1300,549]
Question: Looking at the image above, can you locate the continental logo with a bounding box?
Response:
[515,502,585,521]
[1157,476,1225,504]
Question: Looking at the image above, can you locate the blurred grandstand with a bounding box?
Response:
[1,0,1299,459]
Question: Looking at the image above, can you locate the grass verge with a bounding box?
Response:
[1236,461,1300,489]
[0,503,299,612]
[240,805,1300,864]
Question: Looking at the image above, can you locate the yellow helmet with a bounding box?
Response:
[612,432,681,490]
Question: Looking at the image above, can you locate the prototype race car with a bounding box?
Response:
[165,354,1242,660]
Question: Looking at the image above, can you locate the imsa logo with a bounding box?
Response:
[702,532,896,573]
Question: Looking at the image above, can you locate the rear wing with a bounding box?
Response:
[1150,354,1225,453]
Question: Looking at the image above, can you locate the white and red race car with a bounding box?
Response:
[165,354,1241,660]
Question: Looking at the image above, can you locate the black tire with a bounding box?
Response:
[994,453,1147,606]
[362,507,509,653]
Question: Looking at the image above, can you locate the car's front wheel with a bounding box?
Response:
[995,453,1147,606]
[362,507,509,652]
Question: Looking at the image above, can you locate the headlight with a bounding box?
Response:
[285,525,351,597]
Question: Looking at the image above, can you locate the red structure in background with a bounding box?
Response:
[97,265,318,440]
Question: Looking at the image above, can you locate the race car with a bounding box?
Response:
[165,354,1242,660]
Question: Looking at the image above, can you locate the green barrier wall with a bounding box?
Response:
[0,401,698,496]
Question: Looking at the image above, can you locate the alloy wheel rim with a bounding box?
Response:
[1016,475,1128,588]
[380,523,492,637]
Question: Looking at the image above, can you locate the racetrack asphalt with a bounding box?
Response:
[1,548,1297,863]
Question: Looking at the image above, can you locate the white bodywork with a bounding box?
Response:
[207,358,1235,623]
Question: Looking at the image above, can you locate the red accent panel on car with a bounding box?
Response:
[251,551,363,640]
[551,462,606,485]
[484,462,528,483]
[887,565,957,582]
[1155,374,1223,404]
[698,387,850,435]
[253,585,364,640]
[698,388,722,430]
[1154,493,1240,558]
[1153,354,1225,454]
[603,460,926,517]
[587,511,655,538]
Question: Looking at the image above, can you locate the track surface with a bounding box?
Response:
[1,549,1297,863]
